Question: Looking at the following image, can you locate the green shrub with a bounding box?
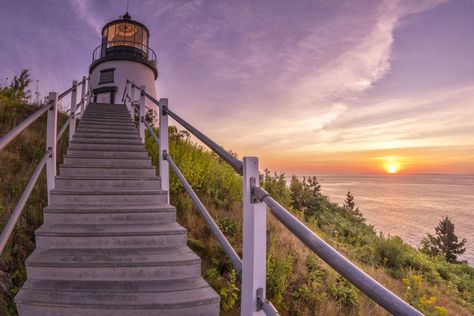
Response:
[219,269,239,312]
[375,235,409,271]
[266,247,295,304]
[329,275,358,308]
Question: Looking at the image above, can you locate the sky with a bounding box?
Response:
[1,0,473,175]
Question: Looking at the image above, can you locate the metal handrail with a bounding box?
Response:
[257,288,279,315]
[130,82,243,173]
[57,115,72,141]
[0,103,51,152]
[143,119,160,146]
[143,120,243,272]
[58,85,74,101]
[251,186,423,316]
[165,151,243,273]
[0,150,50,254]
[164,108,243,175]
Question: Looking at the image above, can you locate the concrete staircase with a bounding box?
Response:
[15,103,220,315]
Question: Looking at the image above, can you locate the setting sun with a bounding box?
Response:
[388,165,397,173]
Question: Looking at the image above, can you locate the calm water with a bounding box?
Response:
[312,174,473,266]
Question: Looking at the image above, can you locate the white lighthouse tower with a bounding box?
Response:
[89,12,157,105]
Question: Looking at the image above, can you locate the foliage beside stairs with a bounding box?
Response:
[0,96,69,315]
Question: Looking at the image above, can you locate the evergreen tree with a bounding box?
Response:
[344,191,355,210]
[420,217,467,263]
[305,176,321,195]
[290,175,306,211]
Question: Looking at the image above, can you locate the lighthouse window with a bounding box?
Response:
[99,69,115,84]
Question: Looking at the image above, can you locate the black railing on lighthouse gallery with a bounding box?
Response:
[123,80,424,316]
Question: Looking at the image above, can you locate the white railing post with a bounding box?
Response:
[242,157,267,316]
[139,85,146,143]
[130,81,135,105]
[46,92,58,203]
[69,81,78,142]
[80,76,86,118]
[159,98,169,202]
[125,81,132,114]
[87,76,92,104]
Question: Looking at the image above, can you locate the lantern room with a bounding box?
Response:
[100,13,150,60]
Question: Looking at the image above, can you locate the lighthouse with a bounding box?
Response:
[89,12,157,105]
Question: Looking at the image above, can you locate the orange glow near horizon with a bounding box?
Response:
[254,148,474,175]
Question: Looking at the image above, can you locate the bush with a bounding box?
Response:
[375,235,409,271]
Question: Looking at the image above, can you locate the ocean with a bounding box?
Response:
[312,174,474,266]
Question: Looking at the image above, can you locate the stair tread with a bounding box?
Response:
[35,223,186,236]
[20,277,210,293]
[51,189,165,195]
[16,283,219,308]
[60,165,154,169]
[27,247,199,267]
[44,204,175,213]
[55,175,159,180]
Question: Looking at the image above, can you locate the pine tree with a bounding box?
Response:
[344,191,355,210]
[420,217,467,263]
[305,176,321,195]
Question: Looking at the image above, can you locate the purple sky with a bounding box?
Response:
[1,0,473,174]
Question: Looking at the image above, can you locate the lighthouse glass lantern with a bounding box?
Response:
[89,13,158,105]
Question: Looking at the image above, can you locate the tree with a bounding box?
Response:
[305,176,321,195]
[344,191,355,210]
[420,217,467,263]
[8,69,31,102]
[290,175,306,211]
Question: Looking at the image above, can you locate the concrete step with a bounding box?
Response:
[66,148,149,159]
[81,113,131,119]
[35,223,187,249]
[82,112,130,116]
[50,189,166,205]
[68,143,145,151]
[59,165,156,177]
[55,175,160,190]
[26,247,201,281]
[43,204,175,224]
[78,122,137,129]
[73,132,139,139]
[71,138,142,145]
[75,126,138,134]
[16,278,219,316]
[81,118,134,125]
[75,127,139,134]
[63,156,152,167]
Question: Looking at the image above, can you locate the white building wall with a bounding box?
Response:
[89,60,157,109]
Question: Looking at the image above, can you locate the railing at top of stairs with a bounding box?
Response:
[0,75,91,254]
[123,79,424,316]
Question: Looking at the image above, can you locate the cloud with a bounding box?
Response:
[70,0,103,34]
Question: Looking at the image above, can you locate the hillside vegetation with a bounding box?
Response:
[0,74,472,315]
[0,73,68,315]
